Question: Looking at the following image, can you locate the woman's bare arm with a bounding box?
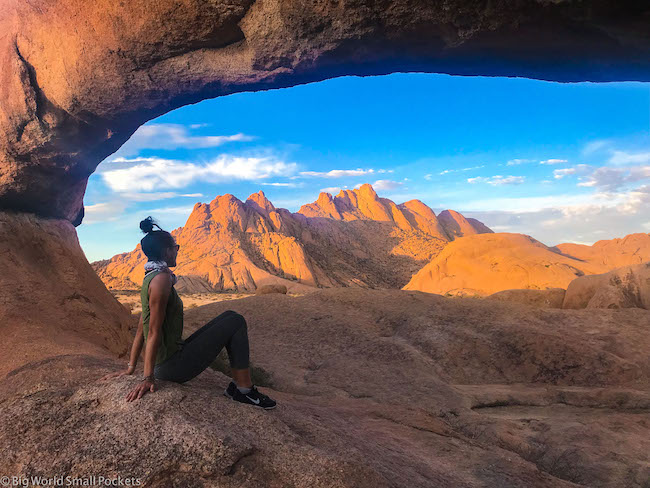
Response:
[126,272,171,402]
[127,314,145,372]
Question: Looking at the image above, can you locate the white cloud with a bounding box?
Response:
[582,140,609,155]
[461,185,650,247]
[320,186,342,194]
[260,182,299,187]
[101,155,298,192]
[83,202,130,224]
[424,174,433,180]
[553,164,590,179]
[608,150,650,165]
[506,159,533,166]
[372,179,404,191]
[299,168,375,178]
[576,165,650,191]
[467,175,525,186]
[111,191,204,202]
[461,191,626,213]
[141,205,195,215]
[110,124,255,158]
[540,159,568,165]
[439,165,485,175]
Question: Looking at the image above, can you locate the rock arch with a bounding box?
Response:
[1,0,650,223]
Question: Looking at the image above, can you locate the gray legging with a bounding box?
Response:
[153,310,250,383]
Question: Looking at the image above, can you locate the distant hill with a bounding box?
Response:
[403,232,650,296]
[554,233,650,269]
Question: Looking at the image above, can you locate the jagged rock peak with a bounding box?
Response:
[437,209,493,240]
[209,193,242,206]
[246,190,276,213]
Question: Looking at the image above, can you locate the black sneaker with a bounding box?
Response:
[224,382,276,410]
[224,381,238,399]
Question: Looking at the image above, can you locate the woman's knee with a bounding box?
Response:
[215,310,247,330]
[231,311,247,329]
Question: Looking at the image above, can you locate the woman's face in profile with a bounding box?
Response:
[164,241,180,267]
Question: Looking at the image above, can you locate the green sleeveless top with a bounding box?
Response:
[141,270,185,365]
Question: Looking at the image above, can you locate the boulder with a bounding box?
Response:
[255,284,288,295]
[403,233,604,296]
[563,263,650,310]
[0,211,133,378]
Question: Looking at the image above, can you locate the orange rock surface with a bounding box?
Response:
[0,211,133,378]
[403,233,608,296]
[555,233,650,269]
[563,262,650,310]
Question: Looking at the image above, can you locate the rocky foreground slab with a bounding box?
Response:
[1,288,648,487]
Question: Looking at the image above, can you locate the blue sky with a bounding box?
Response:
[78,73,650,262]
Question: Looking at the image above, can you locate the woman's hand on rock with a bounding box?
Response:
[99,366,135,381]
[125,379,155,402]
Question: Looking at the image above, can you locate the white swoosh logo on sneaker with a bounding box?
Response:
[245,395,260,405]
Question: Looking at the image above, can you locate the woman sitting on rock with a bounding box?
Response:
[101,216,276,409]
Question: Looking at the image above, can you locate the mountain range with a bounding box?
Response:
[92,184,492,292]
[92,184,650,296]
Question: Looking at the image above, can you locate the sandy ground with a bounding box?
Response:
[112,290,306,314]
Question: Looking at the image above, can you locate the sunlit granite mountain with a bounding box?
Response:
[91,184,492,292]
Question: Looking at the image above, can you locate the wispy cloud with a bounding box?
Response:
[540,159,568,165]
[506,159,534,166]
[576,165,650,191]
[467,175,525,186]
[101,155,298,192]
[298,168,375,178]
[111,191,204,202]
[462,185,650,247]
[84,202,130,224]
[320,186,342,194]
[110,124,255,158]
[260,182,300,187]
[582,139,610,155]
[142,205,195,215]
[372,179,404,191]
[439,165,485,175]
[553,164,590,179]
[608,150,650,165]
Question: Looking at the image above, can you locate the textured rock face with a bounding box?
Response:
[403,233,607,296]
[2,1,650,221]
[0,211,133,378]
[1,289,649,487]
[93,184,490,292]
[437,209,493,240]
[563,262,650,310]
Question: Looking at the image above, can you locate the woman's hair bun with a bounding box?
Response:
[139,216,156,234]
